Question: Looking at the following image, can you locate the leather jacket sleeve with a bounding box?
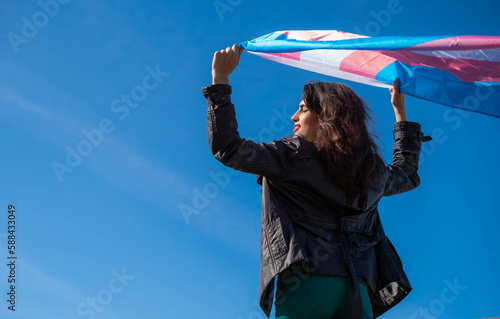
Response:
[383,121,425,196]
[203,84,291,179]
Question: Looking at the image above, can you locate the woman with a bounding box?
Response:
[203,44,429,319]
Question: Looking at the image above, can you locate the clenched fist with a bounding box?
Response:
[212,44,244,85]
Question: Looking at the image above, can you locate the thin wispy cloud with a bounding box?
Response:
[0,85,72,124]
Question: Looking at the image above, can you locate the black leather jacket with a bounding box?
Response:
[203,84,428,319]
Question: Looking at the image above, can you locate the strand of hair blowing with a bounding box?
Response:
[303,82,383,199]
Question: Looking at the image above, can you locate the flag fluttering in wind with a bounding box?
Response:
[239,30,500,118]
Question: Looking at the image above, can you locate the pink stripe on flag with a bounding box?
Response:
[282,30,364,41]
[268,52,301,61]
[407,35,500,51]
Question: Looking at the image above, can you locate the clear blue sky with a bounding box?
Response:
[0,1,499,318]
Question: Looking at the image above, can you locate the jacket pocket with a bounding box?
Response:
[349,232,380,258]
[266,217,288,261]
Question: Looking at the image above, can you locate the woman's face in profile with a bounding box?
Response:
[291,100,319,142]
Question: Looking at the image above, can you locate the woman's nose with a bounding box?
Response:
[291,110,299,122]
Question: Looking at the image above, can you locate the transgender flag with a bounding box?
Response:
[239,30,500,118]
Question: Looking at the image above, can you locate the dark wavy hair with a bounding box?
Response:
[302,82,383,199]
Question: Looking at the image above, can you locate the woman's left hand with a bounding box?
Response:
[212,44,244,85]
